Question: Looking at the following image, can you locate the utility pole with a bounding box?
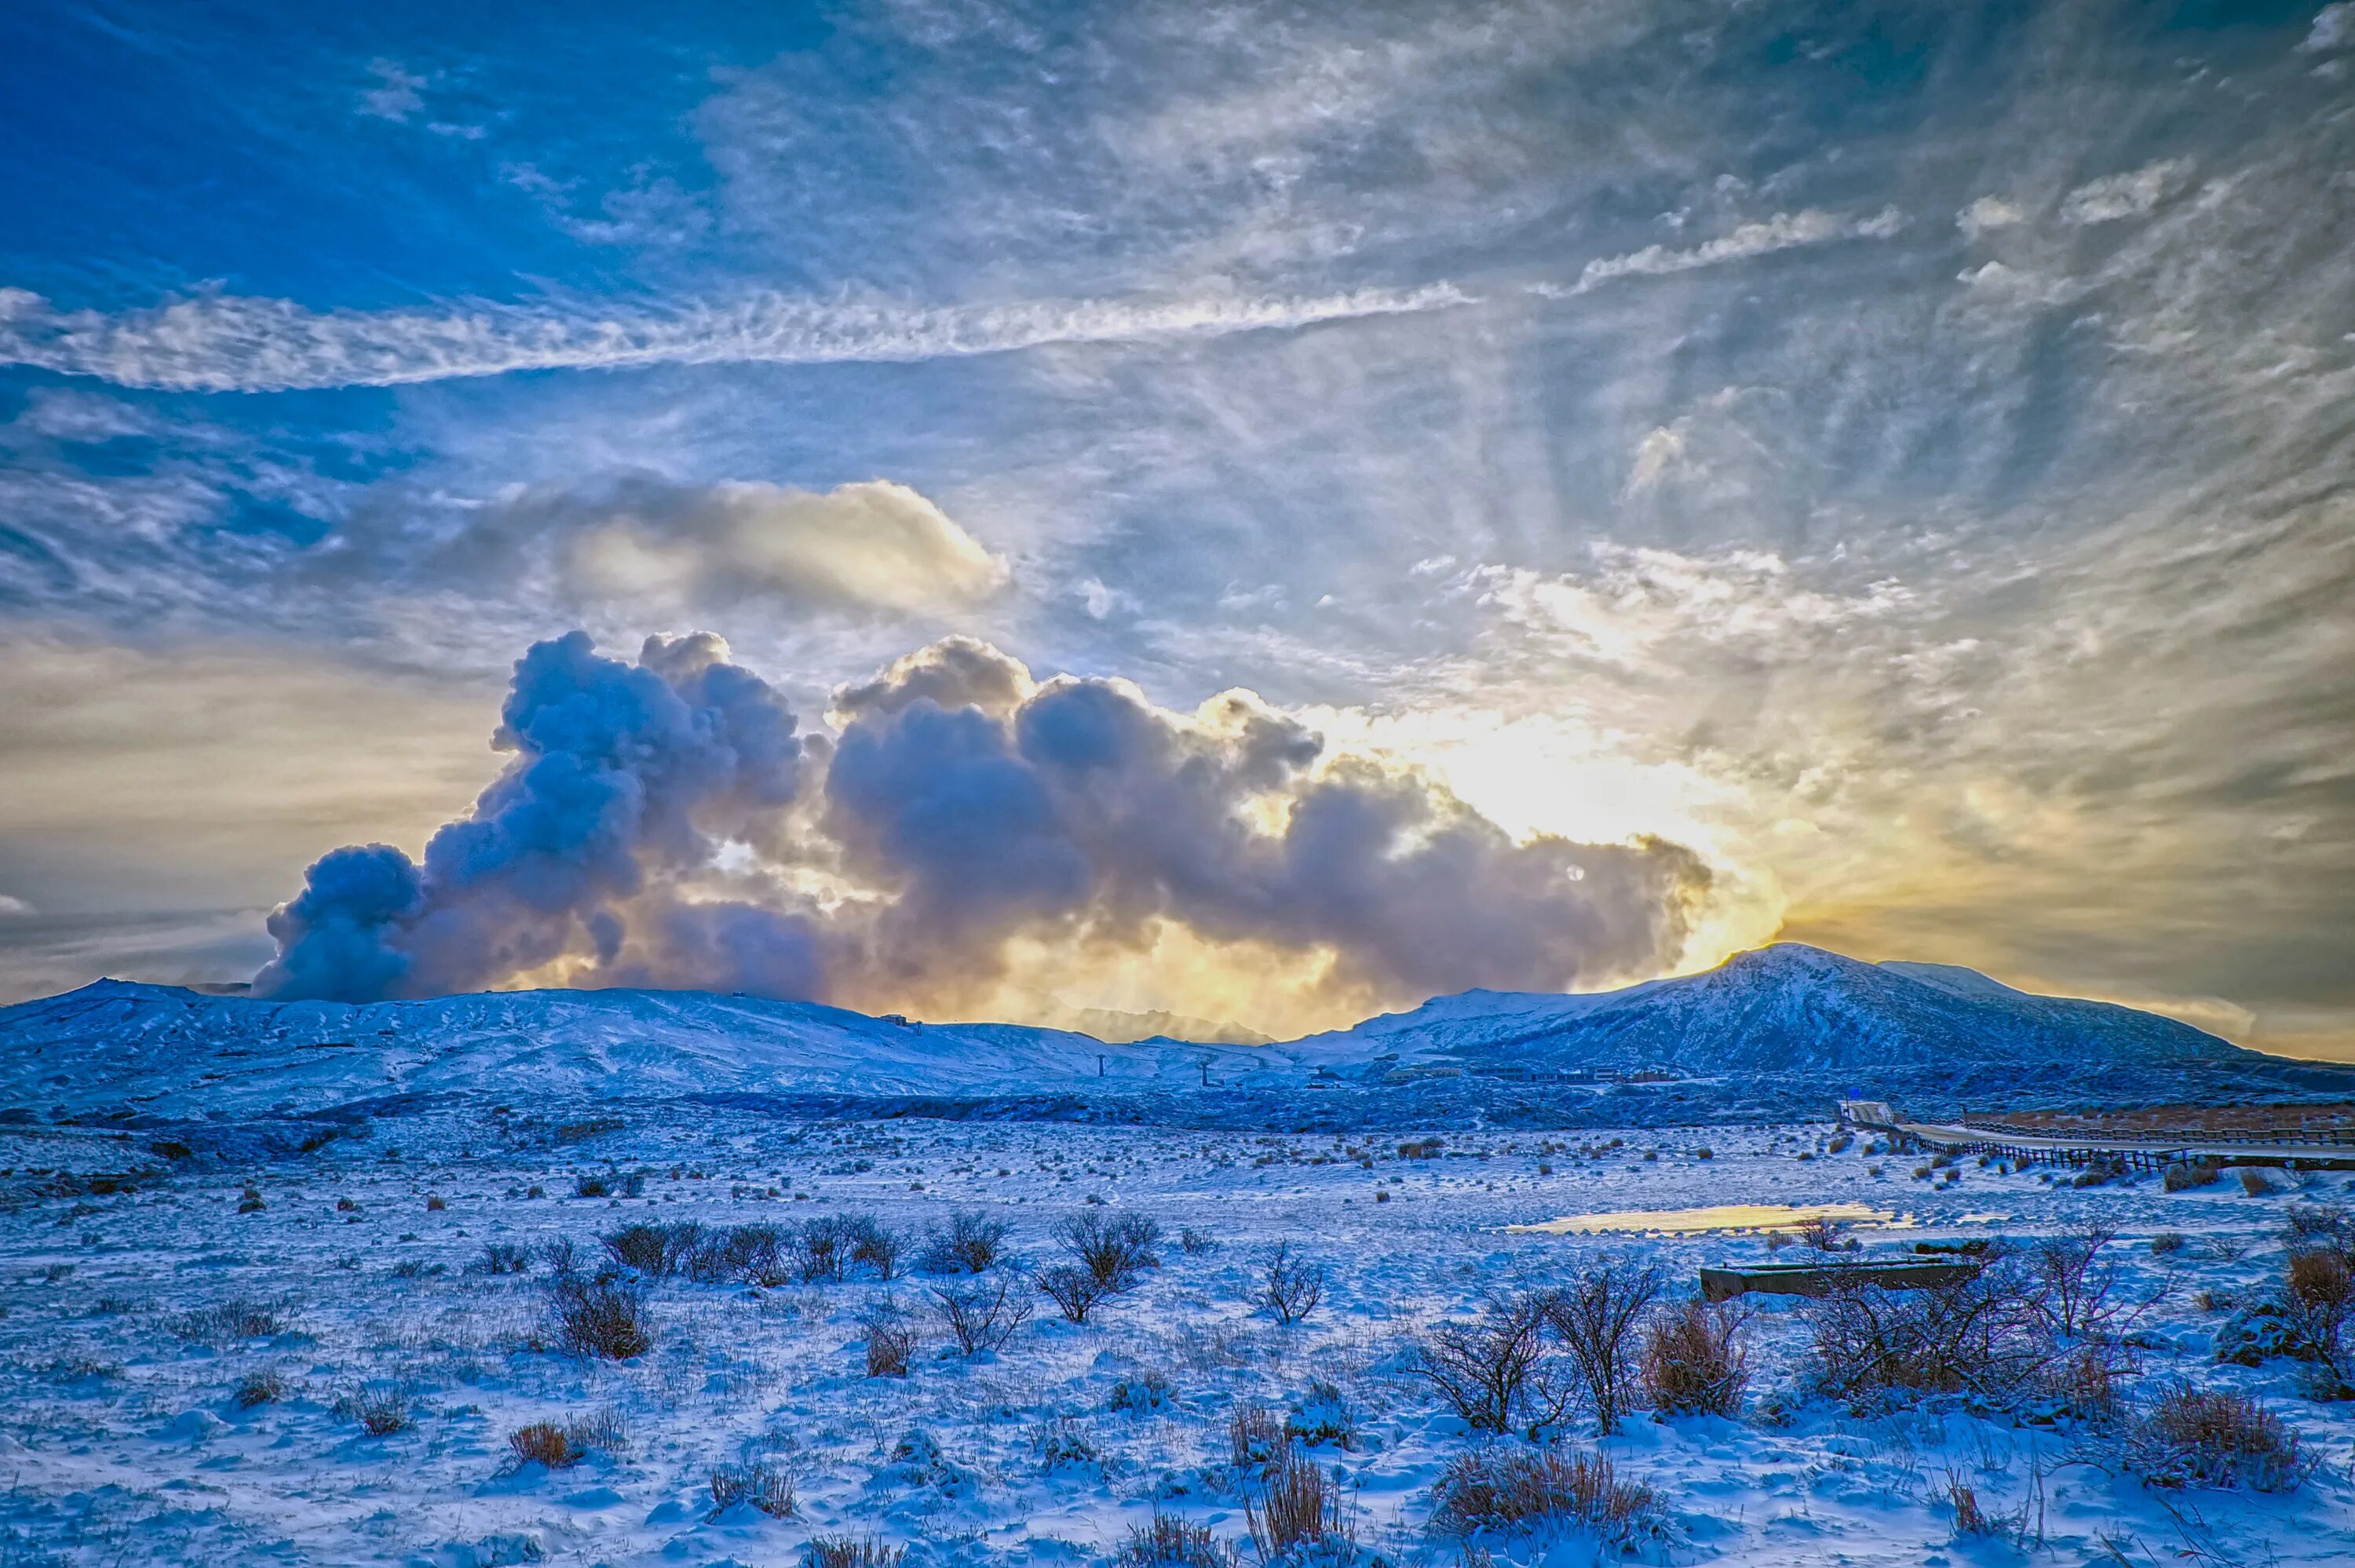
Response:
[1097,1054,1105,1078]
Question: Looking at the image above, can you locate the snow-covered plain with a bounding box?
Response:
[5,1110,2353,1567]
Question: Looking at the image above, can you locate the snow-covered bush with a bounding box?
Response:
[1107,1369,1173,1413]
[1415,1290,1570,1435]
[2163,1159,2222,1192]
[1641,1300,1749,1417]
[1286,1378,1360,1449]
[1426,1446,1666,1550]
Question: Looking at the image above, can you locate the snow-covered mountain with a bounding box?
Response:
[0,943,2327,1130]
[1314,943,2250,1076]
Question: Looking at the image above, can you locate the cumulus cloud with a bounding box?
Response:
[257,630,820,1001]
[0,281,1473,393]
[254,630,1716,1028]
[1563,206,1908,294]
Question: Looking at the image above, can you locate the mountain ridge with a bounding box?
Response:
[2,944,2327,1132]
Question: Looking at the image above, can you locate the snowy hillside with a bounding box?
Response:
[1313,943,2251,1074]
[1,944,2334,1132]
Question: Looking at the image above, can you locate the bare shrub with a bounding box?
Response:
[1641,1300,1750,1417]
[1039,1263,1115,1324]
[575,1173,609,1198]
[1796,1217,1845,1252]
[804,1537,907,1568]
[709,1457,797,1519]
[603,1221,687,1276]
[2030,1223,2141,1340]
[2283,1204,2354,1245]
[1416,1290,1572,1435]
[794,1217,850,1282]
[918,1211,1013,1274]
[539,1237,582,1276]
[931,1276,1032,1355]
[2129,1382,2307,1492]
[2149,1232,2186,1256]
[1053,1210,1162,1289]
[1244,1446,1349,1562]
[1116,1512,1232,1567]
[476,1242,531,1275]
[552,1276,652,1360]
[1178,1227,1219,1256]
[848,1216,904,1279]
[2163,1160,2222,1193]
[1546,1261,1663,1435]
[1427,1446,1665,1549]
[232,1368,286,1409]
[1261,1243,1325,1326]
[864,1307,915,1377]
[1804,1266,2043,1407]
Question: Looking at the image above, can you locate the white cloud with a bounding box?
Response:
[2059,159,2190,225]
[2301,4,2355,52]
[0,894,31,916]
[0,281,1473,394]
[1078,577,1136,620]
[359,60,426,122]
[1956,195,2026,238]
[560,479,1008,615]
[1562,206,1909,294]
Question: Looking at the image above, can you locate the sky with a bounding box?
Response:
[1,1,2350,1054]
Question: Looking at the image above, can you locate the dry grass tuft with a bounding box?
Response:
[2131,1382,2307,1492]
[1641,1300,1750,1417]
[1428,1446,1664,1548]
[1115,1512,1233,1566]
[803,1537,906,1568]
[709,1457,797,1519]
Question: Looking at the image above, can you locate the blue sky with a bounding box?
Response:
[2,2,2351,1051]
